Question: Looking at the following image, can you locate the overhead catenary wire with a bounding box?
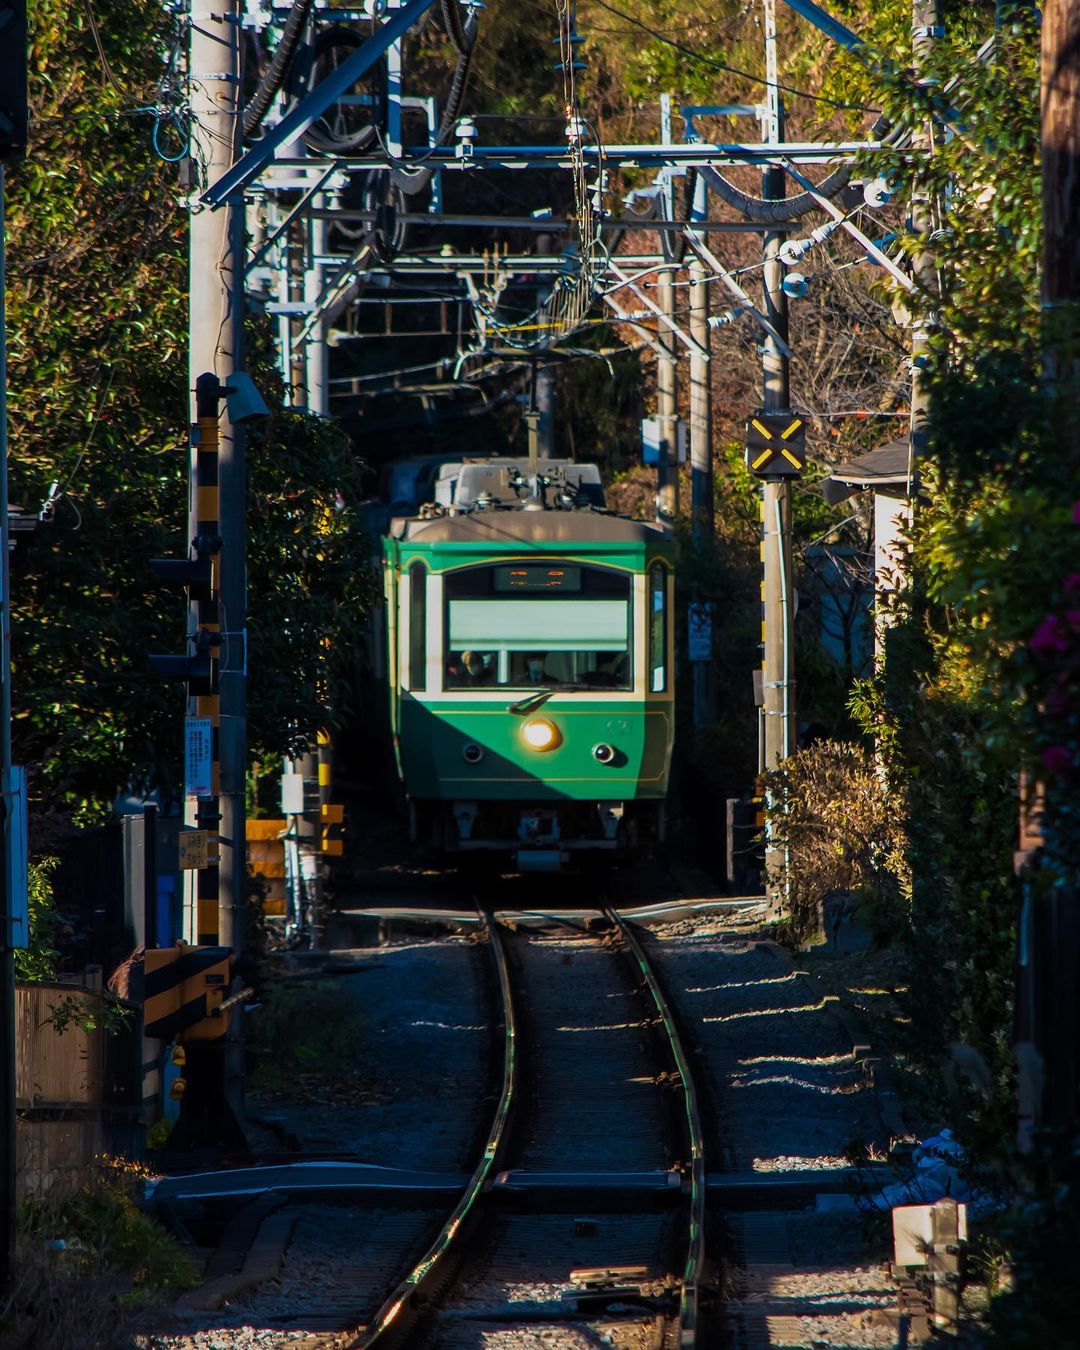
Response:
[583,0,881,114]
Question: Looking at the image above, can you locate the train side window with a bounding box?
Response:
[648,563,667,693]
[408,562,427,690]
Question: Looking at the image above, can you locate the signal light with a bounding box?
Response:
[149,556,213,602]
[147,653,213,695]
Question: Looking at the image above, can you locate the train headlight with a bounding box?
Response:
[593,743,615,764]
[521,717,560,752]
[463,742,484,764]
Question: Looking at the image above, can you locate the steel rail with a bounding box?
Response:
[605,906,706,1350]
[349,906,516,1348]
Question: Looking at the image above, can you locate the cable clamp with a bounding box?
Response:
[911,23,945,37]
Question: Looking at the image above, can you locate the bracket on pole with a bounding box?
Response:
[203,0,439,208]
[606,261,709,360]
[682,229,793,358]
[780,160,915,293]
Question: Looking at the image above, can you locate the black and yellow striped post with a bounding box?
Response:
[189,372,223,946]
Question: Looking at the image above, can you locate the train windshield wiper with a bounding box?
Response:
[508,682,608,712]
[507,688,555,714]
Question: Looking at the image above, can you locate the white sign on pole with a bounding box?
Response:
[642,417,687,466]
[688,601,714,662]
[184,717,213,798]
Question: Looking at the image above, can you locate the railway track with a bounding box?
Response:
[151,904,710,1349]
[344,904,707,1349]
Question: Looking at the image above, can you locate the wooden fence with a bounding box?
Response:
[15,981,140,1114]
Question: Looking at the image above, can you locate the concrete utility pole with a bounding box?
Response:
[688,171,714,727]
[655,94,679,530]
[535,363,556,457]
[760,0,796,911]
[656,268,679,527]
[0,163,14,1291]
[688,175,713,543]
[1042,0,1080,438]
[188,0,246,1121]
[908,0,942,486]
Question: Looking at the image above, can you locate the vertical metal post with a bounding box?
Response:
[0,161,15,1291]
[760,0,795,911]
[305,194,328,416]
[535,362,555,457]
[656,269,679,527]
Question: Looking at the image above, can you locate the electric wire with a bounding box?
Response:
[583,0,881,114]
[242,0,314,139]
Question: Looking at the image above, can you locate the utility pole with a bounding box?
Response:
[0,163,14,1292]
[188,0,246,1127]
[1018,0,1080,1139]
[655,93,679,530]
[1042,0,1080,430]
[688,174,713,544]
[688,171,714,727]
[656,269,679,527]
[908,0,941,487]
[760,0,796,912]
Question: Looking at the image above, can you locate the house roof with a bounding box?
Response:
[829,439,913,486]
[821,439,916,505]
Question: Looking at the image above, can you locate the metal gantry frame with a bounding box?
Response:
[211,0,903,421]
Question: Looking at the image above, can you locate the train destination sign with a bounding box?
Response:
[745,411,808,476]
[494,565,582,592]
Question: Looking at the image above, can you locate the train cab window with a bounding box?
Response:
[648,563,667,693]
[444,563,631,690]
[408,562,427,690]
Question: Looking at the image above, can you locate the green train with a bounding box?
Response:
[383,475,675,869]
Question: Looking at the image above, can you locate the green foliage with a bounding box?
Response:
[7,7,377,815]
[4,1159,198,1348]
[8,0,187,821]
[43,991,133,1037]
[14,858,60,981]
[247,977,367,1093]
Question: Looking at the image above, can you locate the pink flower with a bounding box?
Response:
[1030,615,1069,655]
[1041,745,1074,776]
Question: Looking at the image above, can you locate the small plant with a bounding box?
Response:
[44,992,134,1036]
[762,738,909,943]
[14,858,61,982]
[247,977,367,1094]
[2,1157,199,1348]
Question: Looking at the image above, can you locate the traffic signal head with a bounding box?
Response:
[149,556,213,602]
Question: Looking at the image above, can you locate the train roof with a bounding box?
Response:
[388,508,667,548]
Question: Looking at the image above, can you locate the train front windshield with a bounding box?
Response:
[444,563,632,690]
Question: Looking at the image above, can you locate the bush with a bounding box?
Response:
[763,739,909,942]
[1,1158,199,1348]
[247,977,367,1093]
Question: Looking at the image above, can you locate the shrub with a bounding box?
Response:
[247,977,367,1093]
[762,739,909,942]
[2,1158,199,1348]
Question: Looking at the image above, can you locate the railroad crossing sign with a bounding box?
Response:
[745,411,808,476]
